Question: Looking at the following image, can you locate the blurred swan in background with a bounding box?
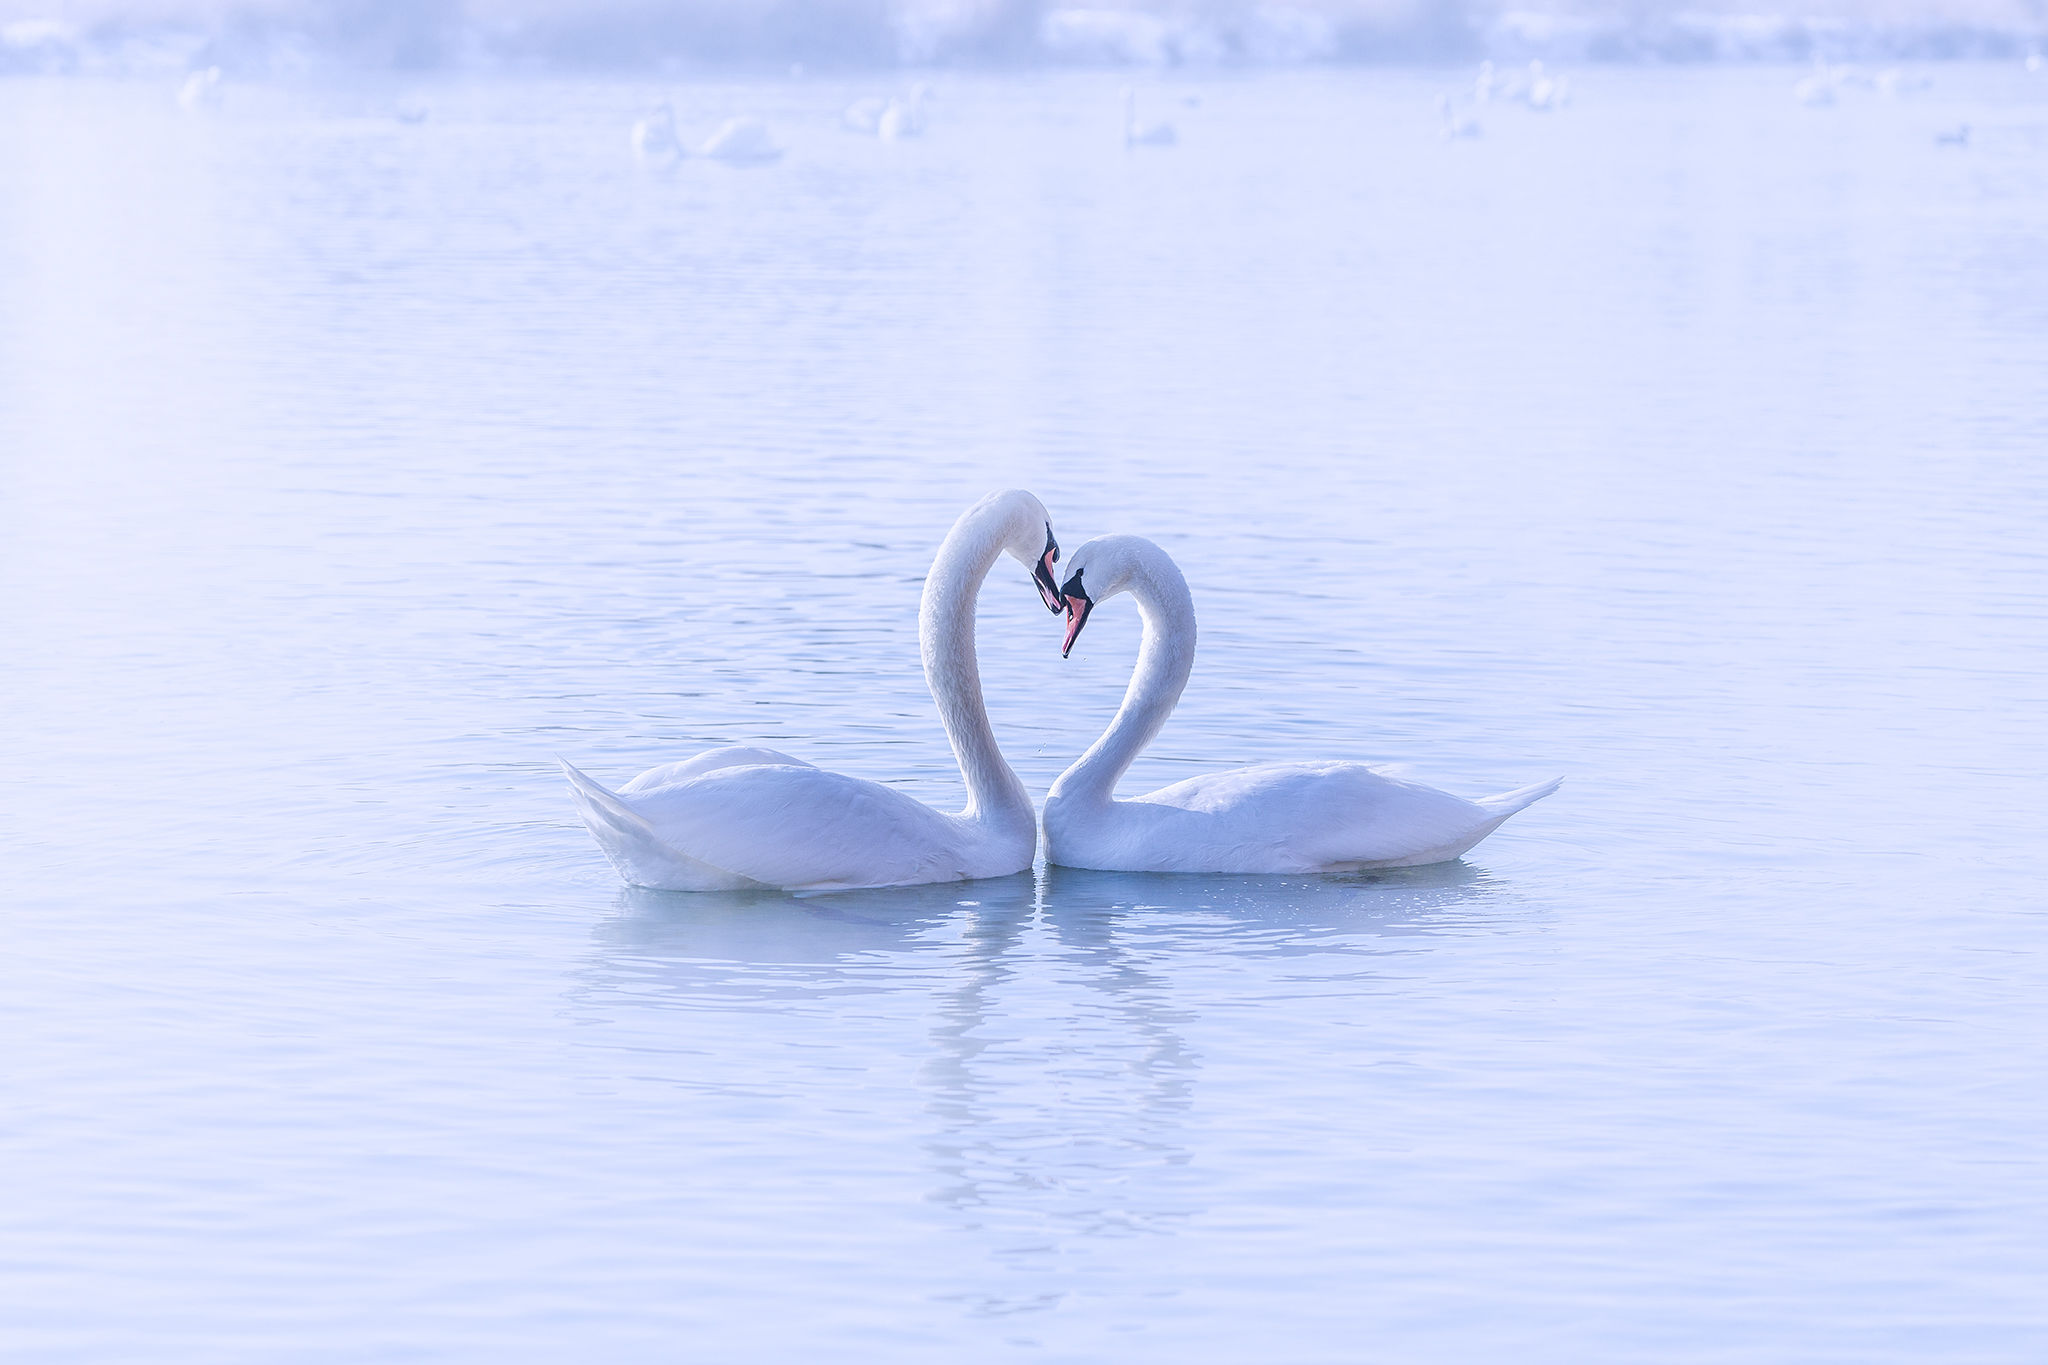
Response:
[1439,93,1481,139]
[846,83,932,139]
[1123,87,1177,147]
[700,116,782,163]
[1521,60,1567,110]
[1472,61,1568,113]
[1794,64,1841,107]
[563,491,1066,892]
[843,95,887,133]
[1043,535,1558,874]
[1874,67,1932,98]
[631,101,681,162]
[176,65,221,111]
[632,106,780,165]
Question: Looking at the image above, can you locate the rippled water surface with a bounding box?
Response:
[4,66,2046,1361]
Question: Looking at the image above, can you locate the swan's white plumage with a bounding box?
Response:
[562,758,764,891]
[700,116,781,163]
[566,491,1057,891]
[177,66,222,112]
[1123,87,1176,147]
[1044,535,1557,874]
[631,102,682,163]
[580,759,983,891]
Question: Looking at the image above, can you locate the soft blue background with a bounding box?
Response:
[3,65,2045,1361]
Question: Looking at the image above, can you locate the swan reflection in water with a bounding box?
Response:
[572,861,1501,1318]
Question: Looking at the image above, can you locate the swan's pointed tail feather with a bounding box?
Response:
[559,759,762,892]
[1476,777,1563,816]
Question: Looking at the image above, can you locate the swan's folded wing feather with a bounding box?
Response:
[623,763,967,890]
[1476,777,1562,814]
[1138,761,1504,868]
[560,759,765,891]
[620,746,814,794]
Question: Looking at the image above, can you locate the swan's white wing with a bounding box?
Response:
[1476,777,1563,815]
[620,746,813,794]
[1137,761,1531,869]
[620,763,974,890]
[560,760,766,892]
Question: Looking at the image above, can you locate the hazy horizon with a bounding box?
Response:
[4,0,2044,73]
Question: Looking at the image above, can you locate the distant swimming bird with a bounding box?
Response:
[1935,124,1970,147]
[1794,65,1840,107]
[843,84,932,140]
[1438,93,1480,140]
[1521,60,1566,111]
[1042,535,1559,874]
[1123,87,1176,147]
[631,102,682,163]
[842,95,887,135]
[1873,67,1931,98]
[176,66,221,112]
[879,84,931,139]
[699,116,781,164]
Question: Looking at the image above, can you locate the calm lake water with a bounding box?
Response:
[3,64,2046,1362]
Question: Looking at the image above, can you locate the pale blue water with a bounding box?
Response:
[3,66,2046,1362]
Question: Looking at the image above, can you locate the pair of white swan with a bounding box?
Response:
[563,490,1558,891]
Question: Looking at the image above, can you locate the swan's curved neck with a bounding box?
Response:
[920,507,1034,827]
[1050,543,1196,807]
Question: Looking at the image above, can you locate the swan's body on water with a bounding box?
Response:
[631,107,780,165]
[1123,88,1177,147]
[1043,535,1558,874]
[564,490,1064,891]
[176,66,222,112]
[700,116,781,163]
[1439,93,1482,140]
[631,102,682,163]
[846,84,932,139]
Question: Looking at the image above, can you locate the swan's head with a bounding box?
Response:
[975,488,1064,613]
[1053,534,1146,657]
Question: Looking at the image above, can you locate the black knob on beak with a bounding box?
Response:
[1032,525,1063,613]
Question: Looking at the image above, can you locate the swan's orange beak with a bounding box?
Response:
[1032,528,1063,613]
[1060,592,1093,658]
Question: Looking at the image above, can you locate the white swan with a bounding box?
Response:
[176,66,222,112]
[877,85,931,141]
[633,108,781,166]
[631,101,682,163]
[1794,65,1841,108]
[1438,93,1481,140]
[699,116,781,164]
[1042,536,1559,874]
[1123,88,1177,147]
[846,84,932,139]
[1521,60,1567,112]
[563,490,1065,892]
